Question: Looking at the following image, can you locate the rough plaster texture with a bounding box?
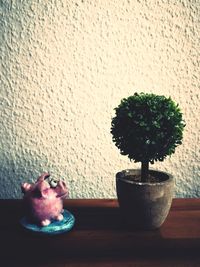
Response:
[0,0,199,199]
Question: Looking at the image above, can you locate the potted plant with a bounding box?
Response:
[111,92,185,229]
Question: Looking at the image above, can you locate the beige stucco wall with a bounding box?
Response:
[0,0,199,198]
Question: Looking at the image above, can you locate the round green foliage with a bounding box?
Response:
[111,93,185,164]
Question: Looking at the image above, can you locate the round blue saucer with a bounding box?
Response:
[20,209,75,235]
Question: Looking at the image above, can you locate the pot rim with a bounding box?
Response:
[116,169,173,186]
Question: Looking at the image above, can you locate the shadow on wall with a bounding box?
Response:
[0,163,21,199]
[0,147,75,199]
[0,150,51,199]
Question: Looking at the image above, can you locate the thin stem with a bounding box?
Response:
[141,161,149,183]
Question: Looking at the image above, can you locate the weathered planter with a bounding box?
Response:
[116,169,174,230]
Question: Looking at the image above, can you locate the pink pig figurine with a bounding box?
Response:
[21,173,68,226]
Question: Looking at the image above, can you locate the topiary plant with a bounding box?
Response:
[111,92,185,183]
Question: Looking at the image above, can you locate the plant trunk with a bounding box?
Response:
[141,161,149,183]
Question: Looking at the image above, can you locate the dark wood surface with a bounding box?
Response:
[0,198,200,266]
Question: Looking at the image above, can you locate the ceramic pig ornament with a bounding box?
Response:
[21,173,68,226]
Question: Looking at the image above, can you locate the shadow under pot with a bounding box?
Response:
[116,169,174,230]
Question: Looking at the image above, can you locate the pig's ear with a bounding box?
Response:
[21,183,32,194]
[37,173,50,182]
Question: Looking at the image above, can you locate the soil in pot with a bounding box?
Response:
[125,174,160,183]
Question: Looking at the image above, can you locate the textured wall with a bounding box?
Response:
[0,0,199,198]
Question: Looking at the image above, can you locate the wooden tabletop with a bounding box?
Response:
[0,198,200,267]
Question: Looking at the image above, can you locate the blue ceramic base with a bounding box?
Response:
[20,209,75,235]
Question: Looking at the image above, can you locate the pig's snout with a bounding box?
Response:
[59,180,66,189]
[57,180,68,198]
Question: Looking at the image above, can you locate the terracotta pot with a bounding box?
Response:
[116,169,174,230]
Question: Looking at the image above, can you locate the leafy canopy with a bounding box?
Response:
[111,93,185,164]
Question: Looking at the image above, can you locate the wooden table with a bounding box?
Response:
[0,199,200,266]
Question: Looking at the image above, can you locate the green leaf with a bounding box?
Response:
[111,92,185,164]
